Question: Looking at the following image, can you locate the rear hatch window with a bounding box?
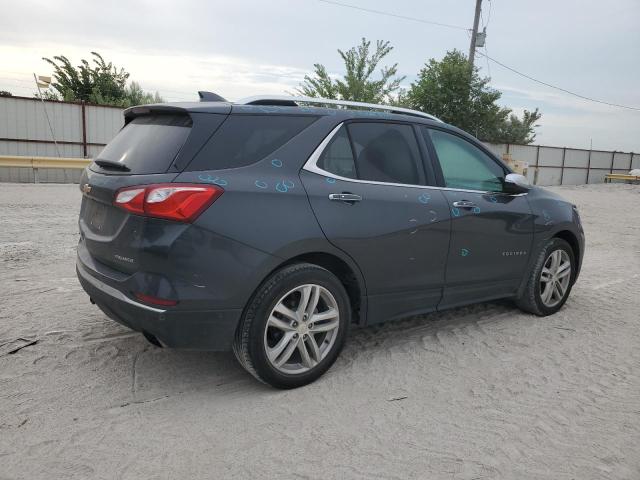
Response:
[94,114,192,174]
[186,115,316,171]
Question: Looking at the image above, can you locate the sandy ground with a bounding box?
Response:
[0,183,639,480]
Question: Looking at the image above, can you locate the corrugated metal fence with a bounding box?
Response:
[0,95,122,158]
[484,143,638,186]
[1,95,637,185]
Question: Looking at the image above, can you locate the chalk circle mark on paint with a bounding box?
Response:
[451,207,461,217]
[275,180,295,193]
[254,180,268,189]
[271,159,283,168]
[488,196,498,203]
[325,177,337,184]
[472,206,481,214]
[460,248,470,257]
[198,174,228,186]
[418,193,431,204]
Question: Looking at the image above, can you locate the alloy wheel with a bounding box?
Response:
[539,249,572,308]
[263,284,340,374]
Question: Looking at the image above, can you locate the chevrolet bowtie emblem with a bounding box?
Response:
[81,184,92,194]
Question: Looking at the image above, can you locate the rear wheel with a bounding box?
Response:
[233,263,350,388]
[516,237,575,316]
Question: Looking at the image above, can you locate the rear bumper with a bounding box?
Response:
[76,259,241,351]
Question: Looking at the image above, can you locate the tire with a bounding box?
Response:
[516,237,576,316]
[233,263,350,389]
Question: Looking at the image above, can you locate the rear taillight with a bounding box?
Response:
[114,183,223,222]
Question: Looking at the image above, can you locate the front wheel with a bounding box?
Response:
[233,263,350,389]
[516,237,576,316]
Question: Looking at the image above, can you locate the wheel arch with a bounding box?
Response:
[277,252,366,325]
[553,229,581,274]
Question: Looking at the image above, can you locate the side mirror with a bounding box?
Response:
[503,173,531,194]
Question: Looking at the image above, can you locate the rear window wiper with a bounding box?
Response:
[94,159,130,172]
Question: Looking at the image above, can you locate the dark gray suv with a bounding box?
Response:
[76,94,584,388]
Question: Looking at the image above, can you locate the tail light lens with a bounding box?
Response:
[114,183,223,222]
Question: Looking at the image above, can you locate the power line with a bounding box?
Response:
[315,0,469,31]
[475,51,640,111]
[484,44,491,78]
[484,0,492,30]
[314,0,639,112]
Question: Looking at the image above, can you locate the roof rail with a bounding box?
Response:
[236,95,442,122]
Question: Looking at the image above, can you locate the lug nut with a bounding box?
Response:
[308,323,314,329]
[293,333,298,338]
[292,321,298,327]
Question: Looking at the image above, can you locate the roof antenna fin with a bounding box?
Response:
[198,91,227,102]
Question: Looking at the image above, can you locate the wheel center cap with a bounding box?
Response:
[297,323,309,335]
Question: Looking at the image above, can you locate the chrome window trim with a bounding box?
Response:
[302,122,527,196]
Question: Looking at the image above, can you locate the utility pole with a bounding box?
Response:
[468,0,483,68]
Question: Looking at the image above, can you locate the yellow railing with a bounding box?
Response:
[0,155,91,169]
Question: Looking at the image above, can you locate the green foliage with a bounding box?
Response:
[0,90,12,97]
[125,81,164,106]
[297,38,405,104]
[406,50,541,144]
[40,52,163,107]
[496,109,542,144]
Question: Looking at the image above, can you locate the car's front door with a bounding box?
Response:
[421,127,534,309]
[301,121,451,324]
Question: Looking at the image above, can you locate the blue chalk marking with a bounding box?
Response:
[472,206,481,214]
[325,177,337,184]
[254,180,268,189]
[275,180,295,193]
[418,193,431,204]
[258,105,281,114]
[451,207,461,217]
[429,210,438,222]
[271,159,283,168]
[198,174,228,186]
[488,196,498,203]
[460,248,470,257]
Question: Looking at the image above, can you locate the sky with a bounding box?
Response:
[1,0,639,151]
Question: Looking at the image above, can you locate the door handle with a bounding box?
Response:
[452,200,477,209]
[329,193,362,203]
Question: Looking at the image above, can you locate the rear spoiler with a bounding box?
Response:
[123,102,232,124]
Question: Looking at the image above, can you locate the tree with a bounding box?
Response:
[406,50,541,144]
[40,52,163,107]
[497,109,542,144]
[297,38,405,104]
[126,81,163,106]
[0,91,12,97]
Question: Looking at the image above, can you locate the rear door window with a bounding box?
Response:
[188,115,317,171]
[317,126,357,179]
[348,122,424,185]
[317,122,425,185]
[96,115,192,174]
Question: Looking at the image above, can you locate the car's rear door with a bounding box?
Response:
[300,120,451,324]
[420,126,534,309]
